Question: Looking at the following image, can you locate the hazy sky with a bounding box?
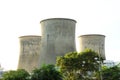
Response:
[0,0,120,70]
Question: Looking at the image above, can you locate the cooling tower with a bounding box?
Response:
[39,18,76,66]
[18,35,41,72]
[78,34,105,59]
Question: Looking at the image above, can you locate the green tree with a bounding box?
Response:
[56,49,102,80]
[30,64,62,80]
[56,52,80,80]
[101,65,120,80]
[2,69,30,80]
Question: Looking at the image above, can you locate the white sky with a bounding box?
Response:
[0,0,120,70]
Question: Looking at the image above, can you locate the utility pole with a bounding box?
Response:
[98,45,103,80]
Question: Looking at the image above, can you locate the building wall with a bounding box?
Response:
[103,60,115,67]
[18,36,41,72]
[39,18,76,66]
[78,34,105,59]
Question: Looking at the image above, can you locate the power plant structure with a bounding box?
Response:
[39,18,76,66]
[18,36,41,72]
[18,18,106,72]
[78,34,105,59]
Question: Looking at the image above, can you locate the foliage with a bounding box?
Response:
[56,49,102,80]
[56,52,78,72]
[2,69,30,80]
[56,52,80,80]
[80,49,102,72]
[101,65,120,80]
[30,64,62,80]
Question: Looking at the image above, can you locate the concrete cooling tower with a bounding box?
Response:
[18,35,41,72]
[39,18,76,66]
[78,34,105,59]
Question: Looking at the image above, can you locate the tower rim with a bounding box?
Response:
[78,34,105,38]
[19,35,41,38]
[40,18,77,23]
